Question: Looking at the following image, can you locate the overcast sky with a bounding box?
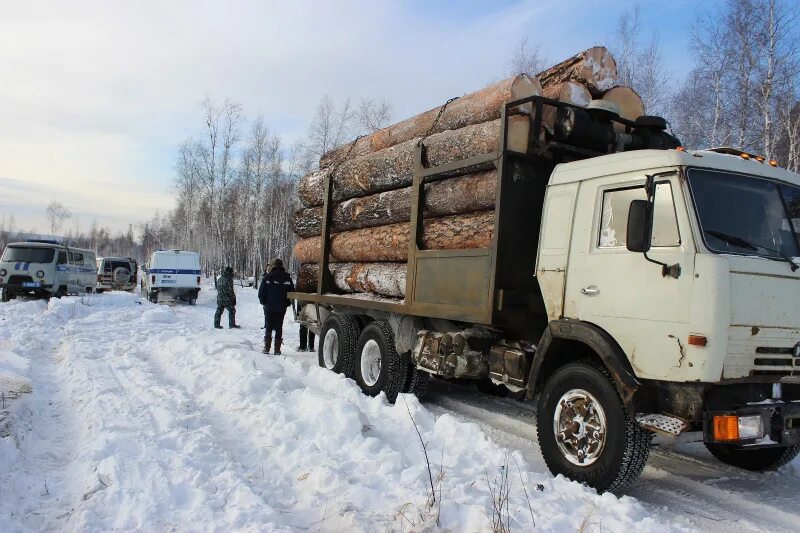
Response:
[0,0,696,235]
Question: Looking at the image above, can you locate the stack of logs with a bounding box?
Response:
[293,46,644,299]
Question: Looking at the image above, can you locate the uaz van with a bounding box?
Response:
[96,256,138,293]
[0,240,97,302]
[142,249,201,304]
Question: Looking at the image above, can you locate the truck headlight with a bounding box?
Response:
[0,269,6,277]
[737,415,764,440]
[36,270,45,279]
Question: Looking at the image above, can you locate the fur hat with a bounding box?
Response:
[270,258,284,269]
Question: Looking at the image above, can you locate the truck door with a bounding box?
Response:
[564,174,696,380]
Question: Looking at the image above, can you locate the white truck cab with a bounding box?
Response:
[0,240,97,301]
[142,250,201,304]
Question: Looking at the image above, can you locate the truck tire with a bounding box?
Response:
[1,289,11,303]
[403,364,430,399]
[705,443,800,471]
[536,360,652,493]
[318,314,359,377]
[149,290,158,304]
[354,321,408,404]
[55,287,67,299]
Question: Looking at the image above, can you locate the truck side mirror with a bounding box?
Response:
[626,199,651,253]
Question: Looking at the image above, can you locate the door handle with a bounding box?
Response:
[581,286,600,296]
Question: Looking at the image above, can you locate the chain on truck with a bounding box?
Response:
[291,95,800,492]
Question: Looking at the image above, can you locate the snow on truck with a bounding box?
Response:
[290,48,800,492]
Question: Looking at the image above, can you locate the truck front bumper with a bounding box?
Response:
[704,400,800,447]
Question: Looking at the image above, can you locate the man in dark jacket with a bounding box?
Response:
[258,258,294,354]
[214,266,240,329]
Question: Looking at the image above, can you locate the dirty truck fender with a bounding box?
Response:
[527,320,642,412]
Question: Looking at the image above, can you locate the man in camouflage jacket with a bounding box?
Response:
[214,266,240,329]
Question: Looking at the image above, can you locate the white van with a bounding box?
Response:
[142,250,201,304]
[0,240,97,302]
[96,256,138,293]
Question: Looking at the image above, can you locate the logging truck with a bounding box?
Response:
[291,94,800,492]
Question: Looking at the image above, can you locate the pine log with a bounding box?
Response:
[541,81,593,131]
[602,86,645,133]
[319,75,541,168]
[537,46,617,96]
[293,211,494,263]
[297,263,407,299]
[292,170,497,238]
[298,116,530,207]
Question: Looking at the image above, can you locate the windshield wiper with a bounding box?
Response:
[705,229,799,272]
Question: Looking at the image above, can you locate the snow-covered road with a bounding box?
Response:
[0,285,796,532]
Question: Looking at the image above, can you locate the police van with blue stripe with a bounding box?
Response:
[141,249,202,304]
[0,240,97,302]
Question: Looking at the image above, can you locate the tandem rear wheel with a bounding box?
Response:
[317,313,428,403]
[536,360,652,493]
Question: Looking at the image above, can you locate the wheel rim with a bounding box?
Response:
[553,388,608,466]
[322,329,339,369]
[360,339,382,386]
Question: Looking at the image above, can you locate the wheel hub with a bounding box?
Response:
[323,329,338,368]
[553,388,607,466]
[360,339,382,386]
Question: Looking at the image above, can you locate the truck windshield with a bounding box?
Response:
[688,169,800,261]
[1,246,56,263]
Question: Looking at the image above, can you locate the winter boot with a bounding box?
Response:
[263,335,272,354]
[214,324,223,329]
[274,337,282,356]
[230,324,241,329]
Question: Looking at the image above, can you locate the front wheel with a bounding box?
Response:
[55,287,67,299]
[354,321,408,403]
[705,443,800,471]
[1,289,11,303]
[536,361,652,493]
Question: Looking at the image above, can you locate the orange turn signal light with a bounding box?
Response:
[769,159,778,167]
[713,415,740,441]
[755,156,765,163]
[676,146,686,152]
[688,335,708,347]
[740,153,751,160]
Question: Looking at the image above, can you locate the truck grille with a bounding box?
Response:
[725,326,800,379]
[751,351,799,377]
[7,275,33,285]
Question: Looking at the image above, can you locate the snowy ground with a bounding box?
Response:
[0,285,797,532]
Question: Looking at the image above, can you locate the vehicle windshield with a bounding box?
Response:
[1,246,56,264]
[688,168,800,261]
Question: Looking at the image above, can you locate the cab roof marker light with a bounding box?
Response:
[769,159,779,167]
[740,153,751,160]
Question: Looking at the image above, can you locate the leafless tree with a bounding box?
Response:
[613,6,671,117]
[507,37,547,77]
[305,95,355,167]
[357,97,392,133]
[46,201,71,237]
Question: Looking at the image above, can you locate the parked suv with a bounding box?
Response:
[141,250,201,304]
[96,256,138,293]
[0,240,97,301]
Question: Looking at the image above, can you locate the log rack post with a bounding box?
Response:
[405,144,427,305]
[317,167,336,295]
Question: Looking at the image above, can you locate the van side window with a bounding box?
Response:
[70,252,84,265]
[598,182,680,248]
